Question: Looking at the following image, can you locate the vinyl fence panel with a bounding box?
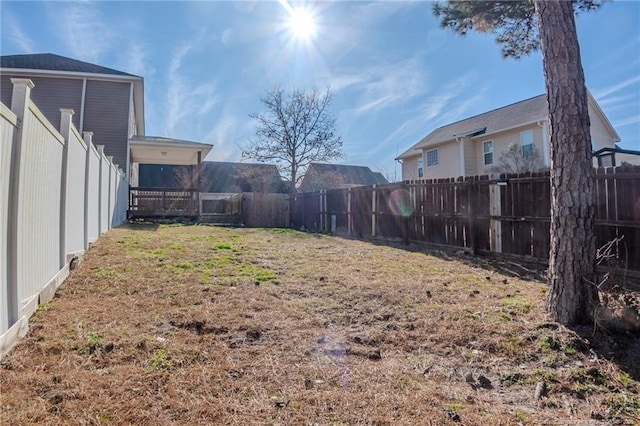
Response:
[16,100,64,305]
[99,148,110,233]
[86,143,101,243]
[0,104,17,334]
[63,115,88,255]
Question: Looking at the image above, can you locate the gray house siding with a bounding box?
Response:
[79,80,131,169]
[0,75,82,130]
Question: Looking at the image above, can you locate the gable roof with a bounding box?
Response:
[396,91,621,160]
[0,53,141,78]
[397,94,548,159]
[300,163,388,192]
[138,161,285,193]
[2,53,145,136]
[202,162,283,193]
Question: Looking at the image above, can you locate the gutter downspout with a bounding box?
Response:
[79,78,87,134]
[456,137,465,177]
[537,120,550,167]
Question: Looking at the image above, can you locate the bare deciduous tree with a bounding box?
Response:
[242,86,343,193]
[491,143,548,175]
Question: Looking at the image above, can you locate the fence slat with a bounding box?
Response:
[291,166,640,273]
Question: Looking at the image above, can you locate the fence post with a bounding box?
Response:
[58,109,74,267]
[348,187,352,236]
[467,179,477,255]
[489,175,502,253]
[371,184,377,237]
[82,132,93,249]
[97,145,105,234]
[107,157,113,229]
[5,79,35,332]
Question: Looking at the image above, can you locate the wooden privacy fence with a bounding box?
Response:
[1,79,127,357]
[242,193,289,228]
[290,167,640,273]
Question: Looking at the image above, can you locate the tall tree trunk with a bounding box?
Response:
[535,0,598,324]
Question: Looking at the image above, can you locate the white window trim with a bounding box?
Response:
[520,130,534,157]
[483,140,494,166]
[417,157,424,178]
[426,148,438,167]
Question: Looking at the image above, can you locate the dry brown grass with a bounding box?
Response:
[1,224,638,425]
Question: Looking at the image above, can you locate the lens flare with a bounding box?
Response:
[388,189,413,217]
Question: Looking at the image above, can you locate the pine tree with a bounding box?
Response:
[433,0,604,324]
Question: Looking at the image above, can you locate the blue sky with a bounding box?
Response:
[2,1,639,180]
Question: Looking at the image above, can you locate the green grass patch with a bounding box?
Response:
[212,242,233,250]
[149,349,173,371]
[92,267,116,279]
[606,395,640,416]
[501,296,534,314]
[539,336,561,353]
[569,367,606,385]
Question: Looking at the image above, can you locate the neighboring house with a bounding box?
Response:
[298,163,388,192]
[139,161,287,193]
[396,93,621,180]
[1,53,213,214]
[1,53,144,171]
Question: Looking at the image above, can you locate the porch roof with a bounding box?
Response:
[129,135,213,165]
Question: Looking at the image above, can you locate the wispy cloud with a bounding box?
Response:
[341,71,484,166]
[592,75,640,99]
[2,14,36,53]
[202,107,254,162]
[327,56,430,117]
[596,94,637,108]
[613,115,640,128]
[119,42,149,78]
[55,1,113,64]
[165,44,195,135]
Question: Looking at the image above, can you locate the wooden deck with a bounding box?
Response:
[128,187,199,219]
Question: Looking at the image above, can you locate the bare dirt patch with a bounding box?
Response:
[1,224,638,425]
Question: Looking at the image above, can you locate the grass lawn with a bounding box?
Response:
[1,224,638,425]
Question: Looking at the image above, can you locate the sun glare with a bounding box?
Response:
[288,8,316,40]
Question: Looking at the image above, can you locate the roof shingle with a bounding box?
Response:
[397,94,547,159]
[0,53,141,78]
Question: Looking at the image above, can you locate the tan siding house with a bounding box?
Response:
[396,93,620,180]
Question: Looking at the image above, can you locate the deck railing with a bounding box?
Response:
[129,187,199,217]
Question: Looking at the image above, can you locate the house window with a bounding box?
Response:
[483,141,493,165]
[426,149,438,167]
[417,157,424,178]
[521,130,534,157]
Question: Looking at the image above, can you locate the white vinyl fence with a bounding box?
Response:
[0,79,128,357]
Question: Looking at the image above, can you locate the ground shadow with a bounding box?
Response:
[119,222,160,232]
[334,232,640,382]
